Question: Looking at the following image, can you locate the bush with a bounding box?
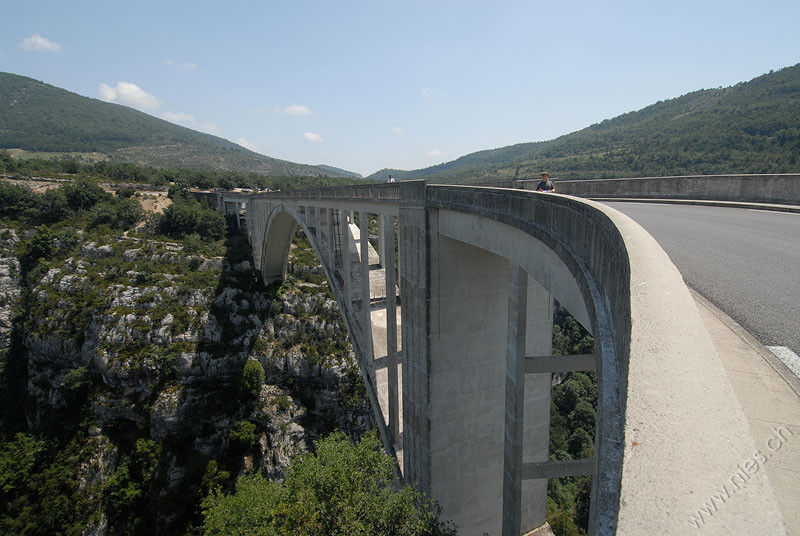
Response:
[0,182,38,219]
[114,197,144,229]
[158,201,226,240]
[62,180,107,211]
[88,197,143,230]
[116,186,136,198]
[202,431,456,535]
[238,360,264,402]
[228,421,258,451]
[35,188,70,223]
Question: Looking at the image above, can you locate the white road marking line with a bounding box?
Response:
[767,346,800,380]
[745,209,799,216]
[608,202,671,206]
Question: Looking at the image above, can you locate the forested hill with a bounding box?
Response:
[369,64,800,183]
[0,72,351,177]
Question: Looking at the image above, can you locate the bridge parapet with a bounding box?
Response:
[252,182,401,201]
[518,173,800,205]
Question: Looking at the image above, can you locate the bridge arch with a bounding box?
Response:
[259,205,300,284]
[255,202,401,461]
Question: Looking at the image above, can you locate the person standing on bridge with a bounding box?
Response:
[536,172,555,192]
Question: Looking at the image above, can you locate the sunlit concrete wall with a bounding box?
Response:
[518,174,800,205]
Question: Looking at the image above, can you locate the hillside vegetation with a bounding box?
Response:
[0,150,368,191]
[0,180,387,533]
[369,64,800,183]
[0,72,352,178]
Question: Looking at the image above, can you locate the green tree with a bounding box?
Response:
[62,180,107,212]
[35,188,70,223]
[158,201,226,240]
[19,225,53,275]
[202,431,456,536]
[228,421,258,452]
[0,182,38,219]
[238,359,264,402]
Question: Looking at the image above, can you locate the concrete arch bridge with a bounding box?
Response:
[219,182,784,535]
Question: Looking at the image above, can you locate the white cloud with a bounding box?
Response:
[99,81,162,112]
[426,149,445,158]
[19,34,62,53]
[285,104,311,116]
[392,126,405,134]
[304,132,323,143]
[164,59,197,71]
[421,87,432,97]
[236,137,258,151]
[198,122,221,135]
[162,111,195,123]
[162,110,221,135]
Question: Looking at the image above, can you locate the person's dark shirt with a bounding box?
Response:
[536,180,555,191]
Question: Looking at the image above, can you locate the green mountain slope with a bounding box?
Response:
[0,72,350,177]
[315,164,364,179]
[369,64,800,183]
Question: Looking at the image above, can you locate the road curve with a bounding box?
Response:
[602,202,800,357]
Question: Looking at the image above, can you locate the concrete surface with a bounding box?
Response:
[694,291,800,535]
[589,197,800,214]
[530,174,800,206]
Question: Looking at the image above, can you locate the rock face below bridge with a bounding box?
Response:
[1,228,371,534]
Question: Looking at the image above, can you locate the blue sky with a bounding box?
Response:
[3,0,799,176]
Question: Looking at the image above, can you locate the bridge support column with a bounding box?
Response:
[384,215,400,443]
[503,263,527,536]
[379,215,387,268]
[307,205,316,235]
[426,233,510,534]
[325,208,335,267]
[521,278,553,532]
[398,181,553,534]
[359,211,373,358]
[339,209,352,306]
[399,181,431,492]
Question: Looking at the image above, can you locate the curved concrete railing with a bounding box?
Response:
[426,186,784,533]
[518,174,800,205]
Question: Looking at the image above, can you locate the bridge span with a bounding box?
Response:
[219,182,784,535]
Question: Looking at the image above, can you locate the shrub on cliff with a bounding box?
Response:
[62,180,107,212]
[202,430,456,536]
[157,200,226,240]
[238,359,265,404]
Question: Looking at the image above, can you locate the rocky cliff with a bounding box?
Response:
[0,226,371,534]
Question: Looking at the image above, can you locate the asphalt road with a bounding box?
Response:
[602,202,800,356]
